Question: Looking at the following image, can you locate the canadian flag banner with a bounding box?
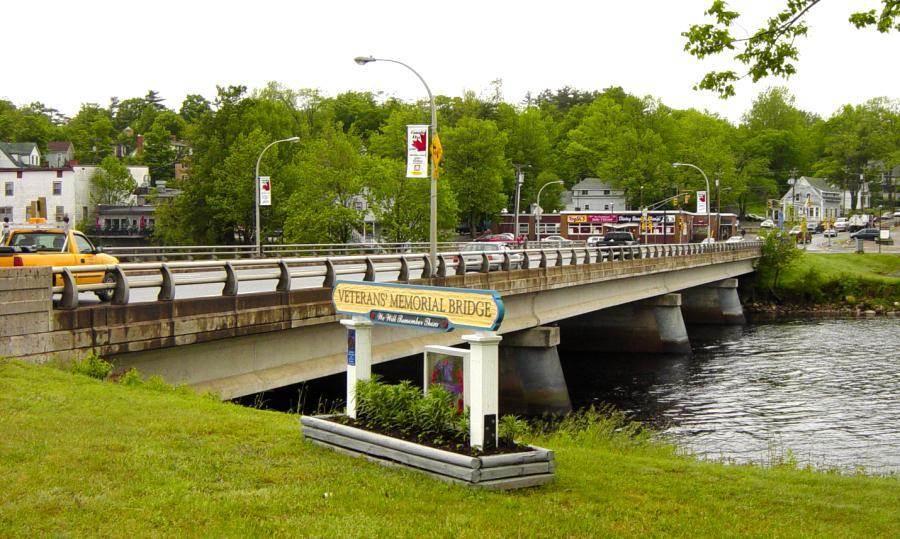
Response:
[406,125,429,179]
[696,190,707,214]
[259,176,272,206]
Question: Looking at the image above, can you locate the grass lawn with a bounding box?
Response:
[1,361,898,537]
[781,253,900,284]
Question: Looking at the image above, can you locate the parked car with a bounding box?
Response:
[541,235,574,247]
[834,217,849,232]
[759,219,775,228]
[586,236,603,247]
[700,237,716,244]
[850,228,880,241]
[600,232,637,246]
[724,235,744,243]
[454,242,523,271]
[807,222,818,234]
[788,226,811,243]
[823,228,838,238]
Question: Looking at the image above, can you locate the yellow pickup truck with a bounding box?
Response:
[0,219,120,300]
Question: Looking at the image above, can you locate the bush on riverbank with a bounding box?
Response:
[751,252,900,310]
[1,359,897,536]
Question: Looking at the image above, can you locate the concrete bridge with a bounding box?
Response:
[1,242,761,410]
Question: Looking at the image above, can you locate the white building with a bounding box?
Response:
[0,142,41,167]
[0,158,149,224]
[778,176,843,225]
[564,178,628,212]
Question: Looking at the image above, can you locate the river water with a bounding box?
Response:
[561,317,900,473]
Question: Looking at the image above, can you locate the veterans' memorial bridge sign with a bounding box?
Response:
[332,281,504,332]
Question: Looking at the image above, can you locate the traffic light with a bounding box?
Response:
[767,199,773,209]
[684,194,690,205]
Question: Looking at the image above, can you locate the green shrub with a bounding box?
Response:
[119,368,143,387]
[499,415,528,444]
[355,377,468,446]
[69,352,112,380]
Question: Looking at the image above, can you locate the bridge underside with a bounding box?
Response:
[109,257,755,399]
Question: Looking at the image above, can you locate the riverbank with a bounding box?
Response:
[747,252,900,312]
[1,361,897,537]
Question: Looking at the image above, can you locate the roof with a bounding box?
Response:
[571,178,619,191]
[799,176,840,193]
[0,142,38,155]
[47,141,73,152]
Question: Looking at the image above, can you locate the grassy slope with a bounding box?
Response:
[1,361,898,537]
[781,253,900,284]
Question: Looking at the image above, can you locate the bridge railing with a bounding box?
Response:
[51,240,762,309]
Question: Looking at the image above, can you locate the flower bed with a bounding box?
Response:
[300,378,555,489]
[301,415,555,490]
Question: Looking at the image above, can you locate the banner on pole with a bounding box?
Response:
[406,125,429,178]
[696,190,707,214]
[259,176,272,206]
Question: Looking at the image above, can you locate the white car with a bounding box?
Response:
[725,235,744,243]
[823,228,837,238]
[759,219,775,228]
[700,237,716,244]
[834,218,848,232]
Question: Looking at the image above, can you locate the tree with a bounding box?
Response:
[63,104,116,163]
[684,1,900,98]
[180,94,211,123]
[143,121,178,183]
[442,117,509,236]
[281,127,365,244]
[91,156,136,205]
[755,229,801,298]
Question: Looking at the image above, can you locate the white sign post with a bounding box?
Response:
[696,190,707,214]
[259,176,272,206]
[462,332,502,450]
[406,125,429,179]
[340,317,374,419]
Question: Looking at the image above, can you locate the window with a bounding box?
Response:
[604,204,610,210]
[55,206,65,221]
[584,204,590,210]
[16,171,23,179]
[537,223,560,235]
[517,223,529,235]
[603,190,610,195]
[53,181,62,196]
[74,234,94,253]
[82,206,89,221]
[4,182,12,196]
[56,170,63,178]
[0,206,12,220]
[581,190,588,195]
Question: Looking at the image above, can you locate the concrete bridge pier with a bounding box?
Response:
[680,278,746,325]
[558,293,691,354]
[499,326,572,416]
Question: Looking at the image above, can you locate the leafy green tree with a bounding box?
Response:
[143,121,178,183]
[281,127,365,243]
[90,156,136,205]
[755,229,801,298]
[442,117,508,235]
[179,94,211,123]
[63,104,116,163]
[683,1,899,98]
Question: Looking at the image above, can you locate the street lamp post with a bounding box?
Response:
[355,55,438,274]
[673,162,711,242]
[512,164,530,243]
[535,180,564,243]
[255,136,300,257]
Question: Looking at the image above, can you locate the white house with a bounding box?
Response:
[779,176,843,225]
[565,178,628,212]
[0,142,41,167]
[0,160,150,224]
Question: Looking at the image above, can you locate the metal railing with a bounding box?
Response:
[101,240,589,261]
[51,241,762,309]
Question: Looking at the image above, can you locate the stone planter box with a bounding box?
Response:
[300,415,555,490]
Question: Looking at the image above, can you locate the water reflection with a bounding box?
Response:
[561,318,900,473]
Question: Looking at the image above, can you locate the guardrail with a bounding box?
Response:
[101,240,589,261]
[51,241,762,309]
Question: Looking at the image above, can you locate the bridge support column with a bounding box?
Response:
[680,278,745,325]
[499,326,572,416]
[558,293,690,354]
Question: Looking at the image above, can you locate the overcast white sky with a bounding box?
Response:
[5,0,898,123]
